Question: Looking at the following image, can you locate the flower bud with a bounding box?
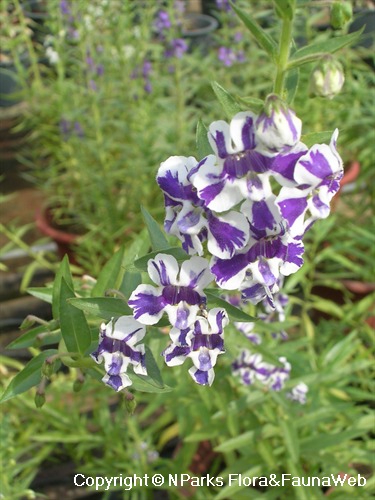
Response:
[330,1,353,30]
[35,391,46,408]
[255,94,302,152]
[41,357,56,379]
[124,391,137,415]
[310,57,345,99]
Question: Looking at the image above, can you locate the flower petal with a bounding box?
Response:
[148,254,179,286]
[207,211,249,259]
[128,284,165,325]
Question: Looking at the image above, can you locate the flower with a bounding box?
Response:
[276,129,343,234]
[255,95,302,153]
[128,253,213,329]
[163,308,228,385]
[91,316,147,392]
[165,38,188,59]
[232,351,291,390]
[287,382,308,404]
[211,195,304,306]
[157,156,250,258]
[189,112,274,212]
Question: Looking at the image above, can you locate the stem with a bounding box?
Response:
[273,16,294,96]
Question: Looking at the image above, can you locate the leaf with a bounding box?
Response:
[91,246,125,297]
[52,255,74,320]
[205,290,256,322]
[134,247,189,272]
[7,324,60,350]
[280,418,300,464]
[27,287,53,304]
[230,1,277,58]
[211,81,242,118]
[196,119,213,158]
[119,271,142,299]
[302,131,334,147]
[69,297,131,320]
[141,206,169,251]
[59,278,92,355]
[288,29,364,68]
[0,349,58,403]
[285,66,299,103]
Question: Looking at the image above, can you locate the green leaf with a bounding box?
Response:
[211,81,242,118]
[0,349,58,403]
[280,418,300,464]
[7,323,60,350]
[91,246,125,297]
[26,287,53,304]
[143,345,164,388]
[237,96,264,113]
[119,271,142,299]
[141,206,169,251]
[205,290,256,322]
[69,297,131,320]
[59,278,92,355]
[288,29,364,68]
[285,66,299,103]
[196,119,213,158]
[302,131,333,147]
[134,247,189,272]
[230,1,277,58]
[52,255,74,320]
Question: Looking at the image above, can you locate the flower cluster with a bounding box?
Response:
[232,352,291,391]
[157,95,343,308]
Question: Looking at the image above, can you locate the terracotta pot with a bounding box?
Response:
[35,206,79,264]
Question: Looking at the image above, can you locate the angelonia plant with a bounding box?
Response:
[0,0,362,407]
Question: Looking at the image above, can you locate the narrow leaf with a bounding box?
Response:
[52,255,74,320]
[26,287,53,304]
[288,29,364,68]
[7,324,60,350]
[0,349,58,403]
[285,66,299,103]
[205,290,256,322]
[302,131,333,147]
[196,119,213,158]
[91,246,125,296]
[280,418,300,464]
[59,278,92,354]
[211,81,242,118]
[230,1,277,58]
[141,206,169,251]
[69,297,131,320]
[119,271,142,299]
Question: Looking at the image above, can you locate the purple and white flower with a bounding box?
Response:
[276,129,343,234]
[287,382,308,404]
[91,316,147,392]
[163,308,228,385]
[232,351,291,390]
[211,196,304,306]
[128,254,213,329]
[157,156,250,258]
[190,112,274,212]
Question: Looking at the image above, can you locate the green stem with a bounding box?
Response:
[273,17,294,96]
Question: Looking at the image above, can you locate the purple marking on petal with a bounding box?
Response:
[300,150,333,180]
[191,333,224,351]
[224,150,272,177]
[199,178,226,206]
[257,259,277,286]
[271,150,306,180]
[177,209,202,232]
[211,252,249,285]
[208,214,247,256]
[175,303,191,329]
[212,130,229,159]
[128,292,165,320]
[241,283,266,302]
[107,354,123,376]
[106,374,124,391]
[196,349,212,371]
[241,115,256,150]
[193,369,209,385]
[251,200,277,232]
[151,260,170,286]
[278,196,308,227]
[162,285,202,305]
[164,344,191,363]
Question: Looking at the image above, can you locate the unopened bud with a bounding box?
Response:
[73,373,85,392]
[330,1,352,30]
[124,391,137,415]
[255,94,302,152]
[41,357,56,378]
[310,57,345,99]
[34,391,46,408]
